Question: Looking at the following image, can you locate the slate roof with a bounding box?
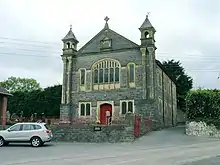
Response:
[62,28,78,43]
[155,60,177,85]
[78,26,139,54]
[139,15,155,31]
[0,87,11,96]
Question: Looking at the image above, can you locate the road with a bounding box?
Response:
[1,126,220,165]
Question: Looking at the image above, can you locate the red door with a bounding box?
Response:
[100,104,112,125]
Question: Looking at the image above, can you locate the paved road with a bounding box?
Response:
[1,126,220,165]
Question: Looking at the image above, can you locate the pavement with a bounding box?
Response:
[1,126,220,165]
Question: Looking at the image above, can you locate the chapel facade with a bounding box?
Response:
[60,16,177,127]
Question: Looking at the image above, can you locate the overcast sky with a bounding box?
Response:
[0,0,219,89]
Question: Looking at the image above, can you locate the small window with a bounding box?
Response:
[121,100,134,115]
[79,102,91,116]
[145,31,149,38]
[122,102,127,115]
[128,101,133,112]
[86,103,91,116]
[80,104,85,116]
[66,42,71,49]
[128,64,135,83]
[80,69,86,85]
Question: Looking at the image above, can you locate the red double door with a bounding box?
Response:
[100,104,112,125]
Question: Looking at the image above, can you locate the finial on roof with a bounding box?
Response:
[104,16,110,29]
[139,13,155,31]
[62,25,78,43]
[104,16,110,23]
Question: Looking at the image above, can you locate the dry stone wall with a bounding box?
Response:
[186,121,220,138]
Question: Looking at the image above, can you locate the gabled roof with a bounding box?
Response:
[0,87,12,96]
[78,25,139,54]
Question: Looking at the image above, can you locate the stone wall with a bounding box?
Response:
[186,121,220,138]
[50,124,135,143]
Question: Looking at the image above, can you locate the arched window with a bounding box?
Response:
[127,63,135,87]
[66,42,71,49]
[144,31,149,38]
[80,69,86,85]
[92,59,121,84]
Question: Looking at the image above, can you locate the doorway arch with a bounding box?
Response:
[100,103,112,125]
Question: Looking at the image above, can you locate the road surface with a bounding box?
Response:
[1,126,220,165]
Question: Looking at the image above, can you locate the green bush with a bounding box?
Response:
[186,89,220,126]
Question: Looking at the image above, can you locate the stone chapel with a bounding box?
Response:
[60,15,177,127]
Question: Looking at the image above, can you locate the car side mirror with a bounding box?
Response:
[7,129,11,132]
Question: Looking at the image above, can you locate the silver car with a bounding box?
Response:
[0,122,53,147]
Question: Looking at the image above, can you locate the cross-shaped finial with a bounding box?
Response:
[104,16,110,23]
[146,12,150,17]
[70,24,72,30]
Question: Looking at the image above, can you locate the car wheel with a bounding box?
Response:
[31,137,42,147]
[0,137,5,147]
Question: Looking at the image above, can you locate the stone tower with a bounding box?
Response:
[139,15,157,100]
[60,25,78,123]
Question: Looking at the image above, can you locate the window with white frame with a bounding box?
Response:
[79,102,91,116]
[79,69,86,86]
[92,59,120,84]
[120,100,134,115]
[127,63,135,83]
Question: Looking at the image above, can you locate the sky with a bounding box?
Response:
[0,0,219,89]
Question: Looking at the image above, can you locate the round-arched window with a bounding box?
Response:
[92,59,120,84]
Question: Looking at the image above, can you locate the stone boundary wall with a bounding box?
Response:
[0,116,154,143]
[186,121,220,138]
[49,124,135,143]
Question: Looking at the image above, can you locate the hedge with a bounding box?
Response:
[186,89,220,127]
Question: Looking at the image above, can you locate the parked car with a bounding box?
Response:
[0,122,53,147]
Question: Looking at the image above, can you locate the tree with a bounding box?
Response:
[162,60,193,111]
[0,76,41,93]
[7,85,61,117]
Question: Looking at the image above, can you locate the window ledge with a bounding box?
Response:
[128,82,136,88]
[93,83,120,90]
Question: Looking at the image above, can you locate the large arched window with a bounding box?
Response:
[92,59,120,84]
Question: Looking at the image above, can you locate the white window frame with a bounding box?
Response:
[92,58,121,85]
[120,100,135,115]
[79,102,92,116]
